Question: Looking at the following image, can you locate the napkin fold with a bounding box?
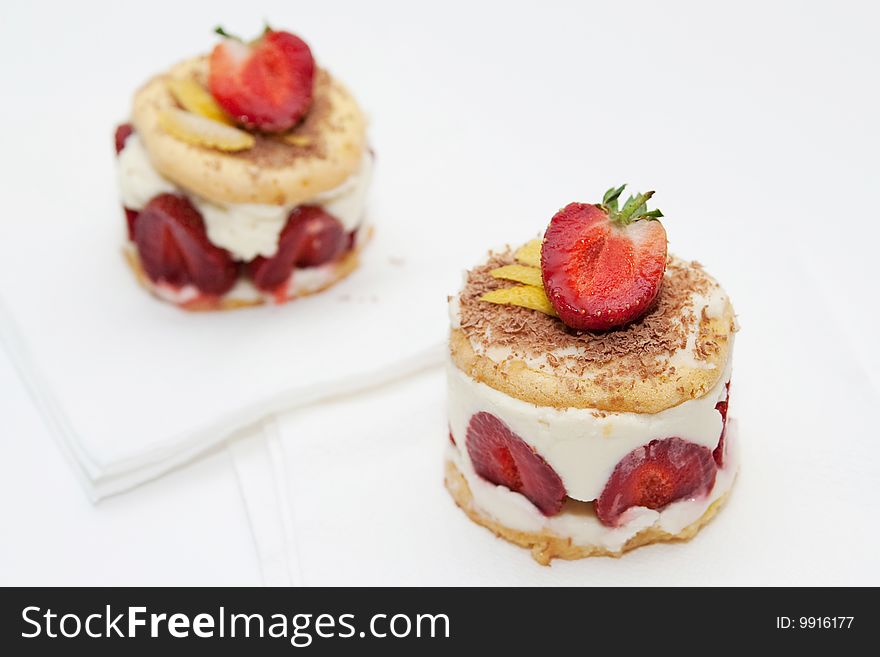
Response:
[229,420,302,587]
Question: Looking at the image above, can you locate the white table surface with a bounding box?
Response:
[2,0,879,585]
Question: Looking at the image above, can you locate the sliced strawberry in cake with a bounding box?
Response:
[247,206,348,295]
[466,412,567,516]
[596,437,717,527]
[133,194,238,297]
[713,382,731,467]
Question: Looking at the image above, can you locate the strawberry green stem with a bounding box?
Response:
[214,26,243,41]
[600,184,664,224]
[616,191,654,225]
[602,185,663,228]
[602,184,627,208]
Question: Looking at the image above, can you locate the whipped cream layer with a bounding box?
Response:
[447,353,731,502]
[448,426,737,553]
[116,134,373,261]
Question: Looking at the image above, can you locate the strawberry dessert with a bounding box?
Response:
[114,26,372,309]
[446,186,738,564]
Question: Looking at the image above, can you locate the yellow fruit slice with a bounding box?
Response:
[283,133,312,147]
[167,78,233,125]
[514,238,542,267]
[481,285,558,317]
[158,108,255,152]
[490,264,543,287]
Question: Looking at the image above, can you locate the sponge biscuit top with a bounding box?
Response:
[450,251,736,414]
[131,57,367,206]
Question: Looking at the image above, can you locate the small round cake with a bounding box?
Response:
[114,27,372,310]
[445,187,738,564]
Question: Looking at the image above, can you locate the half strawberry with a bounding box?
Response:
[209,27,315,133]
[541,185,667,330]
[713,382,731,467]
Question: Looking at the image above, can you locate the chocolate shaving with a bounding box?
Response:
[695,306,722,361]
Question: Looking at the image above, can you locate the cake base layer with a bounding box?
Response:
[444,459,732,566]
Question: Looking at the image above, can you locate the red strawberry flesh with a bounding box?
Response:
[115,123,134,155]
[209,30,315,132]
[541,188,668,331]
[596,437,717,526]
[713,382,731,467]
[465,412,567,516]
[295,210,347,268]
[247,206,346,292]
[134,194,237,296]
[124,207,139,241]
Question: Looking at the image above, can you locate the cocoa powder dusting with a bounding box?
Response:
[184,64,332,167]
[231,70,332,168]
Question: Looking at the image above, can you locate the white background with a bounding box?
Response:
[1,0,879,584]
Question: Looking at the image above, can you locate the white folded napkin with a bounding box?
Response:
[0,189,449,499]
[232,250,879,585]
